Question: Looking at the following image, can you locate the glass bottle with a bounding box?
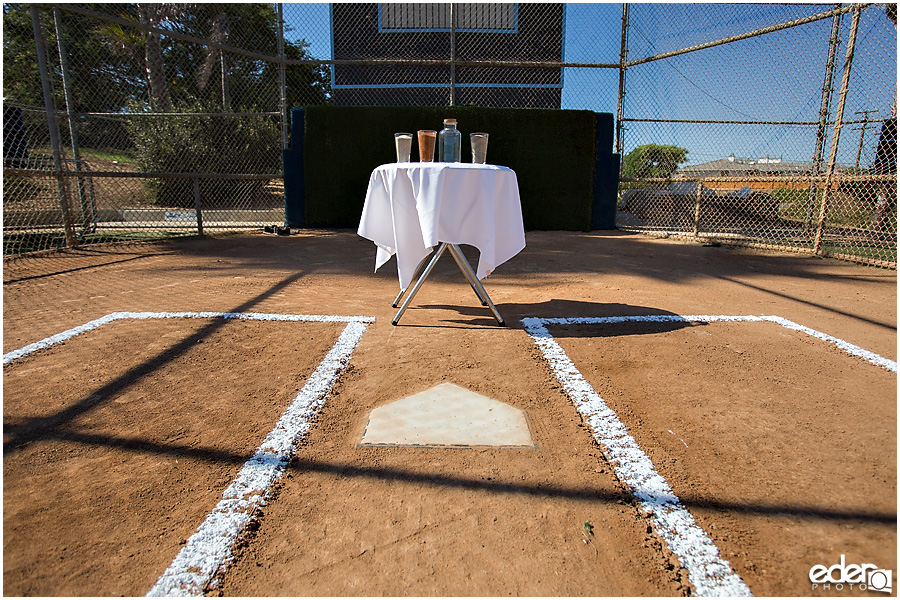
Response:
[437,118,461,162]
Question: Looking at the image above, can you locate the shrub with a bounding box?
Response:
[125,101,281,208]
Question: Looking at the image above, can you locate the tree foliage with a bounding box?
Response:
[622,144,689,179]
[4,4,331,206]
[3,3,331,112]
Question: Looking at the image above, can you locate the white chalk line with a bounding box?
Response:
[2,312,374,596]
[523,314,894,597]
[3,311,375,366]
[7,312,891,595]
[537,314,896,373]
[523,316,752,597]
[3,313,119,365]
[148,318,372,596]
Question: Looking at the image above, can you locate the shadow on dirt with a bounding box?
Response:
[7,228,893,285]
[2,269,309,456]
[5,231,895,332]
[12,418,897,525]
[409,300,698,335]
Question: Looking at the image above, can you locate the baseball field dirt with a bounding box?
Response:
[3,229,896,596]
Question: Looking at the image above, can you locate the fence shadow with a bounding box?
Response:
[2,269,309,456]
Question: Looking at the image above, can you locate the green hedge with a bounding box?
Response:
[298,105,601,230]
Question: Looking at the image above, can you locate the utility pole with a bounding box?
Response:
[852,109,878,169]
[32,5,77,248]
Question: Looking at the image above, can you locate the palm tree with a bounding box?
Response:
[95,3,187,111]
[196,11,230,108]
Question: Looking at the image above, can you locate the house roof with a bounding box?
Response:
[677,155,850,176]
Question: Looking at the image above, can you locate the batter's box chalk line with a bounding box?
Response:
[523,314,896,598]
[3,312,374,597]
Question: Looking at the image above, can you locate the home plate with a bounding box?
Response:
[358,382,535,448]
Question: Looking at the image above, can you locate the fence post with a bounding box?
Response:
[31,5,77,248]
[814,5,860,254]
[277,4,288,149]
[193,177,205,236]
[54,7,95,234]
[449,3,457,106]
[693,181,703,239]
[615,3,629,159]
[805,6,843,235]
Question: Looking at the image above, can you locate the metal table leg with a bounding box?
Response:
[391,242,505,326]
[392,243,448,325]
[392,251,434,308]
[447,243,489,306]
[447,244,504,326]
[394,246,486,308]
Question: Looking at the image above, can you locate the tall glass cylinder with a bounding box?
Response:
[437,118,461,162]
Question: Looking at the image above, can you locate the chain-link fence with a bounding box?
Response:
[615,3,897,268]
[3,3,896,267]
[3,4,315,255]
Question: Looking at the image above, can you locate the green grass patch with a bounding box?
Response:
[9,147,136,166]
[78,147,136,164]
[820,242,897,265]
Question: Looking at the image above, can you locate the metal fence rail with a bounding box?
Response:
[3,3,896,267]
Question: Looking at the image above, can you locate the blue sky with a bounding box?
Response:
[282,3,897,167]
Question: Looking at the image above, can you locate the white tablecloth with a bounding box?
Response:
[358,162,526,291]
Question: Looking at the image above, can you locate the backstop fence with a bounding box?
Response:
[3,3,896,267]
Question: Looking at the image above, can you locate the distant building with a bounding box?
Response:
[677,154,851,178]
[330,3,565,108]
[675,154,853,191]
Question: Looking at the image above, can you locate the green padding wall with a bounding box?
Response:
[300,105,600,230]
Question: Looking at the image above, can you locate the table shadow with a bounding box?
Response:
[411,299,696,337]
